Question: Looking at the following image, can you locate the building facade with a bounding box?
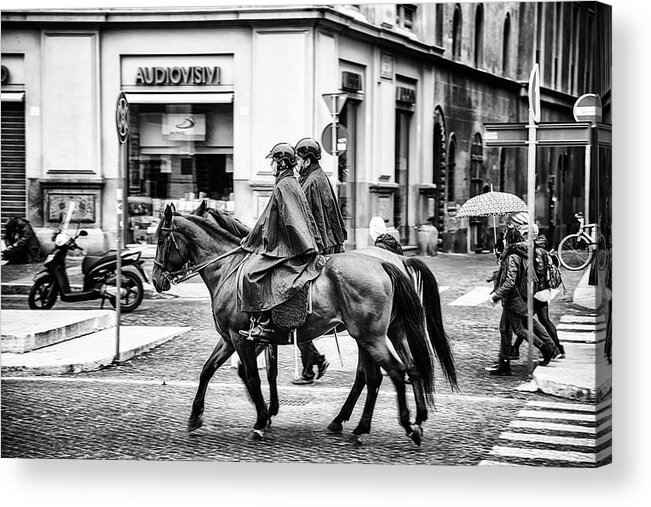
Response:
[1,3,611,254]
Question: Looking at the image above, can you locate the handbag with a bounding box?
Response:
[534,288,552,302]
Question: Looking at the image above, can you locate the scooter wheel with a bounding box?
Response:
[28,275,59,309]
[107,270,144,313]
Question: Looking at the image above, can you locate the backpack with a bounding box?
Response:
[537,248,563,290]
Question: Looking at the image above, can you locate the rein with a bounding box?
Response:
[154,218,244,284]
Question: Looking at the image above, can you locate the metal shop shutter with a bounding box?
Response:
[1,101,26,236]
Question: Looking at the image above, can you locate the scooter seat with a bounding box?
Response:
[82,250,118,275]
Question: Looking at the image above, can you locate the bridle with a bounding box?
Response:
[153,214,243,285]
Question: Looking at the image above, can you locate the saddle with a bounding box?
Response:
[236,253,324,329]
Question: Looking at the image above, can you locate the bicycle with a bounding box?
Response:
[557,212,608,271]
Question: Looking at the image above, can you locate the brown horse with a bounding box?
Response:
[152,203,457,445]
[193,201,457,442]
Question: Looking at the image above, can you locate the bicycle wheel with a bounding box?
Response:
[596,234,609,271]
[558,233,592,270]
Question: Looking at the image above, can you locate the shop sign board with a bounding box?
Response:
[162,113,206,141]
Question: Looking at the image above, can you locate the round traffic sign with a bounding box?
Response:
[528,64,541,124]
[321,123,349,156]
[116,92,130,144]
[573,93,602,124]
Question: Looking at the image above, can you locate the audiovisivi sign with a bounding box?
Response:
[135,66,221,86]
[121,55,234,88]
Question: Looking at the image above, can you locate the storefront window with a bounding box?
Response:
[338,100,357,245]
[126,102,233,243]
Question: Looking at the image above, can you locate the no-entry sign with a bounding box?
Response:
[573,93,602,124]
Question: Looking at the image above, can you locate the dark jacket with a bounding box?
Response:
[492,242,530,316]
[299,162,347,253]
[239,168,325,312]
[3,217,45,264]
[533,235,550,291]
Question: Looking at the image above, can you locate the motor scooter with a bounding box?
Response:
[28,225,149,313]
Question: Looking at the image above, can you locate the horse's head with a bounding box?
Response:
[152,203,193,293]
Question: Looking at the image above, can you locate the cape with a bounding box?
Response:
[241,169,324,257]
[299,163,347,252]
[239,169,325,312]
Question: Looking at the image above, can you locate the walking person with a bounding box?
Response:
[238,142,325,341]
[510,223,565,359]
[485,217,560,376]
[288,137,348,384]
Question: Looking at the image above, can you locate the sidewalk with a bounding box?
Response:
[530,266,611,402]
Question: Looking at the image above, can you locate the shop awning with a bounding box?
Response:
[124,92,233,104]
[1,92,25,102]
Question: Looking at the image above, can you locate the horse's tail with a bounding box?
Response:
[381,262,435,404]
[403,257,458,391]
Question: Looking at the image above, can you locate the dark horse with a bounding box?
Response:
[152,203,457,445]
[193,201,457,440]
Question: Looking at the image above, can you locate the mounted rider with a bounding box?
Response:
[295,137,347,254]
[289,137,348,384]
[238,142,325,341]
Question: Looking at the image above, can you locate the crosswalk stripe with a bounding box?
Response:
[519,410,596,422]
[448,286,493,306]
[509,420,597,434]
[482,399,611,467]
[499,431,596,447]
[478,460,521,466]
[489,446,598,463]
[527,400,597,412]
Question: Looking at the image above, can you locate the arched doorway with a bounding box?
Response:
[432,106,447,234]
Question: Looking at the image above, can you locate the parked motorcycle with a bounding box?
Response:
[28,225,148,313]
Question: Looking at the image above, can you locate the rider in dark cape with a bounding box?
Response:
[238,142,325,340]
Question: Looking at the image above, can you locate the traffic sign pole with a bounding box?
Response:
[115,92,130,363]
[526,64,540,375]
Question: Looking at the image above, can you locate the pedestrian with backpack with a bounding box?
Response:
[510,223,566,359]
[485,212,560,376]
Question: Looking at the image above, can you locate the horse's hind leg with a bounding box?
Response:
[358,339,420,445]
[350,348,383,445]
[189,337,235,432]
[327,349,368,434]
[387,325,428,430]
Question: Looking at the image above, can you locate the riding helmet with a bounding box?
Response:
[266,142,297,166]
[294,137,322,161]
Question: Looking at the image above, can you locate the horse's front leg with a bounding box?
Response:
[265,344,279,418]
[327,349,367,434]
[232,333,270,441]
[188,337,235,432]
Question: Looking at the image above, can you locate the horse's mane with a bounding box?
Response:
[206,208,251,239]
[181,212,243,246]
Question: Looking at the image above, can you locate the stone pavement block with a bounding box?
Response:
[1,325,191,375]
[1,309,116,353]
[533,342,611,402]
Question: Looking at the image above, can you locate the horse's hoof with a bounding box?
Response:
[327,421,343,434]
[187,416,203,433]
[409,429,422,446]
[246,429,264,442]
